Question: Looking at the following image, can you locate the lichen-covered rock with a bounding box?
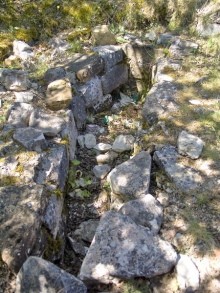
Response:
[177,130,204,159]
[70,94,87,130]
[91,25,117,46]
[169,39,198,59]
[119,194,163,234]
[13,127,48,152]
[7,102,34,128]
[46,78,72,111]
[107,151,152,201]
[14,91,34,103]
[16,256,87,293]
[0,185,48,273]
[79,211,177,285]
[74,219,100,243]
[29,109,66,136]
[1,69,30,91]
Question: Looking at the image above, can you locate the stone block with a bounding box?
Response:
[1,69,30,91]
[7,102,34,128]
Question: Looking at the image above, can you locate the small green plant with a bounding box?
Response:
[197,194,210,206]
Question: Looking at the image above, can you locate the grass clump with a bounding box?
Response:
[122,278,152,293]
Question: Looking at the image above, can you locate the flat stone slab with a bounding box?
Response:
[79,210,177,285]
[29,109,66,137]
[119,194,163,234]
[107,151,152,201]
[169,39,199,59]
[13,127,48,152]
[0,185,48,273]
[142,81,180,125]
[16,256,87,293]
[154,145,203,192]
[177,130,204,159]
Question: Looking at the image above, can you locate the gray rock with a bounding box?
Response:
[177,131,204,159]
[34,145,69,191]
[197,20,220,37]
[13,40,33,56]
[16,256,87,293]
[70,94,87,130]
[78,76,103,108]
[7,102,34,128]
[60,110,78,160]
[154,145,203,192]
[79,210,177,285]
[176,254,200,292]
[93,94,112,113]
[91,25,117,46]
[86,124,104,135]
[142,81,180,125]
[14,91,34,103]
[101,64,128,94]
[1,69,30,91]
[77,135,85,148]
[112,134,135,153]
[119,194,163,234]
[93,164,111,179]
[96,151,118,165]
[44,67,67,85]
[74,219,100,242]
[154,58,182,83]
[43,193,64,239]
[107,151,152,201]
[0,185,48,273]
[67,236,86,256]
[169,39,199,59]
[13,127,48,152]
[93,45,124,71]
[84,133,96,149]
[157,33,177,46]
[94,143,112,153]
[46,78,72,111]
[29,109,66,136]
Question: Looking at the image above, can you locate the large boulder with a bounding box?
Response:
[0,185,48,273]
[46,78,72,111]
[79,210,177,285]
[16,256,87,293]
[107,151,152,201]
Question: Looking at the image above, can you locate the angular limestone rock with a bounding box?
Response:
[70,94,87,130]
[91,25,117,46]
[44,67,66,85]
[13,127,48,152]
[177,130,204,159]
[84,133,96,149]
[119,194,163,234]
[16,256,87,293]
[46,78,72,111]
[14,91,34,103]
[94,143,112,153]
[79,211,177,285]
[112,134,135,153]
[7,102,34,128]
[96,151,118,165]
[1,69,29,91]
[154,145,203,192]
[74,219,100,243]
[29,109,66,136]
[107,151,152,201]
[93,164,111,179]
[0,185,48,273]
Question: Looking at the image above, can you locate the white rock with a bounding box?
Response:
[84,133,96,149]
[177,130,204,159]
[94,143,112,153]
[93,164,111,179]
[112,134,135,153]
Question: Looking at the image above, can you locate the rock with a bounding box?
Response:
[14,91,34,103]
[176,254,200,292]
[16,256,87,293]
[93,164,111,179]
[4,55,21,67]
[112,134,135,153]
[67,236,86,256]
[0,185,48,273]
[46,78,72,111]
[157,33,176,47]
[146,30,157,41]
[94,143,112,153]
[91,25,117,46]
[44,67,67,85]
[34,145,69,191]
[78,76,103,108]
[84,133,96,149]
[79,211,177,285]
[197,22,220,37]
[13,40,33,57]
[101,64,128,94]
[60,110,78,160]
[74,219,100,243]
[154,58,182,83]
[58,53,104,83]
[1,69,30,91]
[157,192,169,207]
[96,151,118,165]
[70,94,87,130]
[86,124,104,135]
[77,135,85,148]
[142,81,180,125]
[177,130,204,159]
[154,145,203,192]
[93,45,124,71]
[119,194,163,234]
[29,109,66,137]
[169,39,199,59]
[13,127,48,152]
[93,94,112,113]
[7,102,34,128]
[107,151,152,201]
